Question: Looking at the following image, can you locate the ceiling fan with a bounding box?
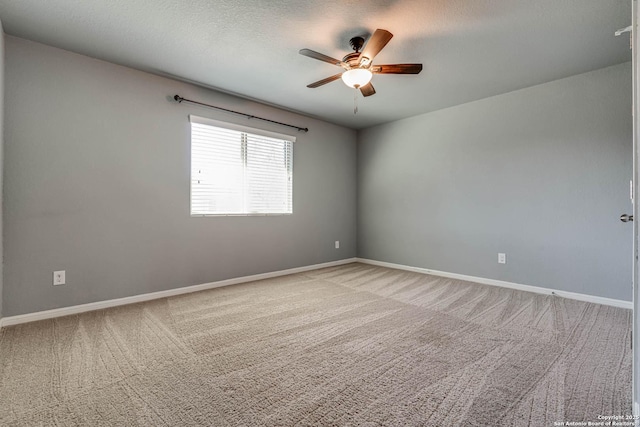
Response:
[299,29,423,97]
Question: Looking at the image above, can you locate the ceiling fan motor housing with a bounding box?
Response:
[342,52,363,68]
[344,36,367,68]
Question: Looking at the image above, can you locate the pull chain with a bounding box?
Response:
[354,87,359,114]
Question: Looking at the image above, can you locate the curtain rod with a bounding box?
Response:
[173,95,309,133]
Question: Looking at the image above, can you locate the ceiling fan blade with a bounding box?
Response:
[358,29,393,65]
[307,73,343,88]
[360,82,376,97]
[299,49,344,66]
[372,64,423,74]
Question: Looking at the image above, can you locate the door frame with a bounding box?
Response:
[632,0,639,418]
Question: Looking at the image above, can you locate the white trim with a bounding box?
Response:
[356,258,633,309]
[0,258,357,328]
[2,256,630,329]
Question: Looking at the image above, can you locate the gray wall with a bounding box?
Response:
[358,62,633,301]
[3,36,357,317]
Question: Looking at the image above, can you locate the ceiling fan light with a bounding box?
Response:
[341,68,373,88]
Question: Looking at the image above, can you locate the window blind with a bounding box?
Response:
[190,116,293,215]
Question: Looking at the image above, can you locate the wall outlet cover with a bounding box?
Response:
[53,270,66,286]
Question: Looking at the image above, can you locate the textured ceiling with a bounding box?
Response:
[0,0,631,129]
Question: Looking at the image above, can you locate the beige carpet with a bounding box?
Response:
[0,263,632,426]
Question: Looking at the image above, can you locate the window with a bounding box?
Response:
[190,116,294,215]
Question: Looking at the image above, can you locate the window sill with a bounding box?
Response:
[191,213,293,217]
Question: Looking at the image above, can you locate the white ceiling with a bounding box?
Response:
[0,0,631,129]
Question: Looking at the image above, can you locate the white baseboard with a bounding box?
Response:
[0,258,358,328]
[356,258,632,309]
[1,256,630,328]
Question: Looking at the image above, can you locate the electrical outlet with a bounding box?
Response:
[53,270,66,286]
[498,253,506,264]
[335,240,340,249]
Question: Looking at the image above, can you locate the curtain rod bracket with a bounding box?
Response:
[173,94,308,133]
